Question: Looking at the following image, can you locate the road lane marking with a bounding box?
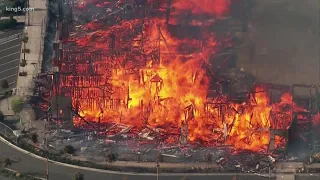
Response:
[9,81,16,85]
[0,66,18,74]
[0,37,21,46]
[0,32,22,40]
[0,52,20,60]
[0,45,20,53]
[0,59,19,67]
[0,74,17,81]
[0,33,22,43]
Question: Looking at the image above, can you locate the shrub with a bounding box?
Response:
[11,97,24,113]
[20,59,27,67]
[106,153,117,162]
[30,133,38,143]
[73,172,84,180]
[2,157,11,168]
[157,153,163,162]
[0,111,4,122]
[22,34,28,43]
[204,153,212,163]
[0,79,9,89]
[64,145,75,154]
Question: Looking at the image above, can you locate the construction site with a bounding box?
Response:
[29,0,320,173]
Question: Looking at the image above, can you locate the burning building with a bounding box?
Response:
[33,0,320,159]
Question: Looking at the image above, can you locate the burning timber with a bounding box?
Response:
[30,0,320,173]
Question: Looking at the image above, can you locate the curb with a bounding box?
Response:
[0,136,124,174]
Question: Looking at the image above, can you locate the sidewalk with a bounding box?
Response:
[16,0,47,98]
[73,155,219,172]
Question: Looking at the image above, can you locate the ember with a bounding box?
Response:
[45,0,318,154]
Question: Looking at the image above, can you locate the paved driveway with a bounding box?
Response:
[0,27,24,93]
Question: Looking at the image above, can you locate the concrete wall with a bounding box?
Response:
[237,0,319,85]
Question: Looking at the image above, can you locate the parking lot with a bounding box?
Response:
[0,27,24,92]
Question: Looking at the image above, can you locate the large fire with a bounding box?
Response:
[55,0,309,152]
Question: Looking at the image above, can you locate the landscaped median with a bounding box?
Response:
[15,138,221,174]
[0,158,43,180]
[0,168,43,180]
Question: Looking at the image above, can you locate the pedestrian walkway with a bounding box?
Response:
[16,0,47,98]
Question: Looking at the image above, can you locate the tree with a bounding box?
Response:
[11,97,24,114]
[2,157,11,168]
[20,58,27,72]
[73,172,84,180]
[204,153,212,163]
[0,111,4,122]
[64,145,75,154]
[106,153,117,162]
[157,153,163,162]
[20,58,27,67]
[1,79,10,110]
[1,79,9,89]
[30,133,38,143]
[22,33,28,43]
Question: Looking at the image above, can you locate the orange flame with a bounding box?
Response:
[58,0,298,151]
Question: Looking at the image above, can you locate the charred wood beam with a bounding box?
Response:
[57,73,107,76]
[159,28,169,50]
[256,83,291,91]
[70,108,97,130]
[59,86,113,90]
[292,84,320,88]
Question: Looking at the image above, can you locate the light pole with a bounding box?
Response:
[46,154,49,180]
[44,120,49,180]
[156,160,159,180]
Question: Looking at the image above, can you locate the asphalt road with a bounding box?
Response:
[0,175,13,180]
[0,140,276,180]
[0,27,24,92]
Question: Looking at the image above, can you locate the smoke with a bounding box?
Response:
[238,0,320,85]
[42,1,59,72]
